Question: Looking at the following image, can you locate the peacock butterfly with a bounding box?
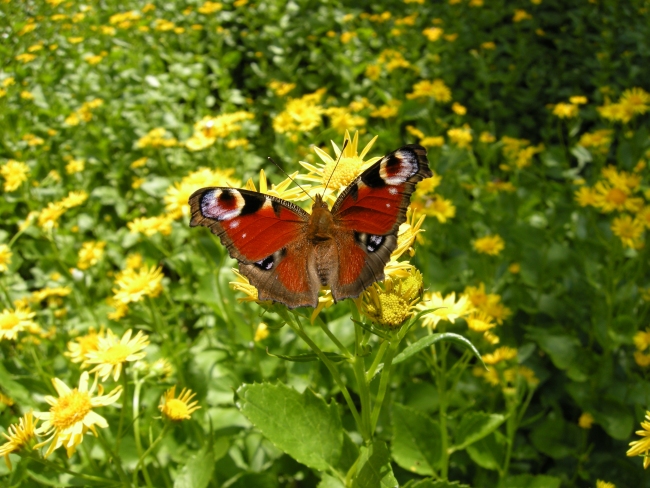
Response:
[189,144,432,308]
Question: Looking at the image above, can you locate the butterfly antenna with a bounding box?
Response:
[323,138,349,196]
[267,156,315,203]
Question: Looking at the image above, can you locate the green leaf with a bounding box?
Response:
[504,474,561,488]
[391,403,441,476]
[403,480,471,488]
[393,333,485,369]
[529,414,579,459]
[266,349,349,363]
[236,382,343,471]
[351,440,398,488]
[466,431,506,471]
[452,411,505,451]
[592,399,634,440]
[174,435,229,488]
[227,473,278,488]
[318,474,345,488]
[525,328,580,370]
[0,363,34,408]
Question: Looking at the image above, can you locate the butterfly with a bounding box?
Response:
[189,144,432,308]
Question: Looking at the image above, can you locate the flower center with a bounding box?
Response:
[378,293,410,327]
[606,188,627,205]
[0,314,20,330]
[322,157,361,190]
[51,389,92,429]
[165,399,190,420]
[99,343,131,365]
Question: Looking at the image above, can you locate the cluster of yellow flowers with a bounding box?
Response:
[64,98,104,126]
[108,257,164,319]
[598,87,650,124]
[185,111,254,151]
[37,190,89,230]
[551,95,588,119]
[0,160,30,192]
[575,163,649,249]
[0,325,200,469]
[501,136,545,170]
[136,127,178,149]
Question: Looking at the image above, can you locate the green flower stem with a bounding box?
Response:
[279,309,365,438]
[133,422,171,486]
[500,383,536,485]
[432,339,450,479]
[96,430,131,487]
[353,322,372,440]
[132,373,153,488]
[365,339,389,382]
[115,371,129,452]
[316,316,351,357]
[370,337,399,434]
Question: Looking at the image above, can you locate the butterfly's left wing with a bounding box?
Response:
[330,144,432,301]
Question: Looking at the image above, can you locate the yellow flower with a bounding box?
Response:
[298,130,380,201]
[362,268,423,328]
[0,411,37,470]
[15,53,37,63]
[60,190,88,209]
[597,103,635,123]
[130,157,148,169]
[611,215,644,249]
[578,412,594,429]
[473,234,505,256]
[596,481,615,488]
[324,107,366,134]
[508,262,521,274]
[159,386,201,421]
[422,27,443,41]
[85,329,150,381]
[77,241,106,270]
[65,327,105,367]
[112,265,164,304]
[451,102,467,115]
[420,136,445,147]
[466,311,495,332]
[254,323,269,342]
[244,169,308,202]
[569,96,588,105]
[552,102,579,118]
[365,64,381,80]
[482,346,518,365]
[512,9,532,22]
[370,100,401,118]
[127,215,173,237]
[185,111,254,150]
[447,127,473,148]
[0,307,37,341]
[229,268,267,304]
[268,80,296,96]
[481,41,496,50]
[65,158,85,174]
[198,1,222,14]
[637,207,650,229]
[406,79,452,103]
[415,194,456,223]
[627,411,650,468]
[416,291,472,328]
[619,87,650,115]
[164,167,239,219]
[392,209,426,260]
[31,286,72,304]
[136,128,177,148]
[0,244,12,272]
[34,372,122,458]
[1,160,30,192]
[578,129,613,154]
[272,88,326,134]
[634,351,650,367]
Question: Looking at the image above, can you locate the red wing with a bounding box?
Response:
[331,144,432,235]
[189,187,309,263]
[329,145,432,302]
[189,188,320,308]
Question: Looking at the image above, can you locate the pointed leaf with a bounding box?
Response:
[351,440,398,488]
[452,411,505,451]
[266,349,349,363]
[391,403,441,475]
[236,382,343,471]
[174,436,228,488]
[393,333,485,369]
[318,474,345,488]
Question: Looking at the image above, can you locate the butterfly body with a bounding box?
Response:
[189,144,432,308]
